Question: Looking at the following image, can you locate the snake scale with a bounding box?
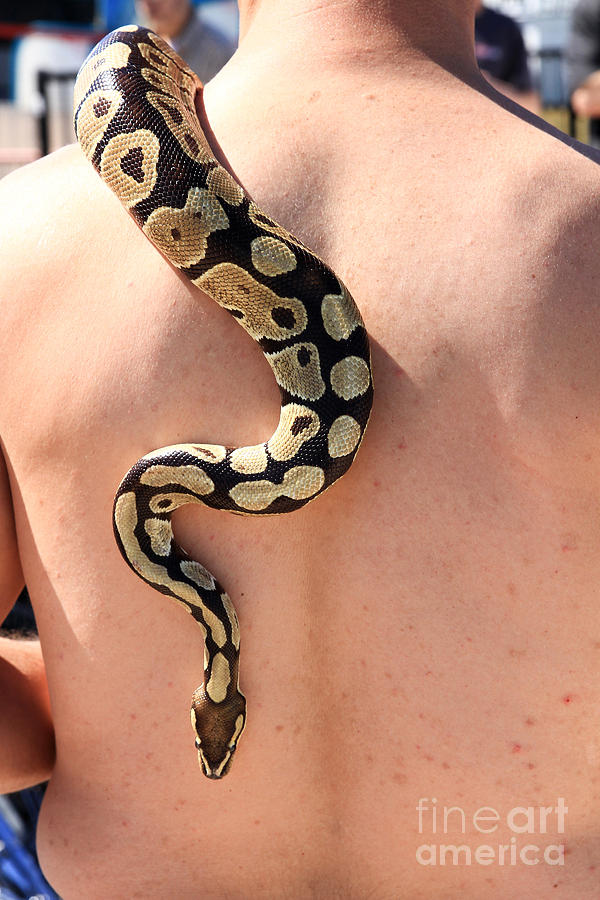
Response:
[73,26,373,779]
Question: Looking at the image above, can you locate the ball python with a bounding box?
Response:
[73,25,373,779]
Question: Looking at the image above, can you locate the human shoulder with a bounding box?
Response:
[508,122,600,274]
[0,148,92,311]
[0,144,112,278]
[0,144,138,368]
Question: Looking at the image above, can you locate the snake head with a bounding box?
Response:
[191,688,246,779]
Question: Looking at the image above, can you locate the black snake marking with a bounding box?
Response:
[73,25,373,779]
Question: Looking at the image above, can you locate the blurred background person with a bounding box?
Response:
[135,0,235,82]
[566,0,600,147]
[475,1,541,113]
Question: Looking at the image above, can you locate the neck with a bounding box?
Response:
[235,0,480,82]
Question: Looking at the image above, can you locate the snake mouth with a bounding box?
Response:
[197,746,234,779]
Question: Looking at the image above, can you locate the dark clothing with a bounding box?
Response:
[475,6,533,92]
[170,13,234,84]
[566,0,600,146]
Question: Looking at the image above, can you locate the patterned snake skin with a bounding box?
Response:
[73,26,373,779]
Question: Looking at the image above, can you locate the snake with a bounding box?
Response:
[73,25,373,779]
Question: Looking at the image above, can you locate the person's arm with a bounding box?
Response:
[566,0,600,116]
[0,448,55,792]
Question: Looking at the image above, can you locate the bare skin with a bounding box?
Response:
[2,0,600,896]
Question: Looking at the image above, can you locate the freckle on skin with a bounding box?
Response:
[525,717,535,726]
[275,724,284,732]
[373,479,381,487]
[527,762,535,769]
[511,743,522,753]
[563,694,575,704]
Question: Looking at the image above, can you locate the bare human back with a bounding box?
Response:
[1,1,600,898]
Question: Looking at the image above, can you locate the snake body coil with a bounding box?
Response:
[74,26,373,778]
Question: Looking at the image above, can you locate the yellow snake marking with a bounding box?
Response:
[248,201,309,252]
[140,464,215,494]
[180,560,216,591]
[143,187,229,268]
[194,262,308,341]
[321,285,361,341]
[100,129,160,209]
[145,517,173,556]
[208,712,245,777]
[146,91,213,165]
[229,465,325,511]
[221,592,240,650]
[187,444,227,463]
[148,492,205,515]
[251,236,297,277]
[200,608,227,649]
[206,167,244,206]
[330,356,371,400]
[213,750,232,777]
[137,40,174,74]
[265,343,326,401]
[76,88,123,158]
[206,652,231,702]
[144,32,200,106]
[230,713,245,748]
[115,494,194,599]
[327,415,362,458]
[73,41,131,108]
[267,403,320,462]
[143,443,227,464]
[116,493,227,648]
[229,445,269,475]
